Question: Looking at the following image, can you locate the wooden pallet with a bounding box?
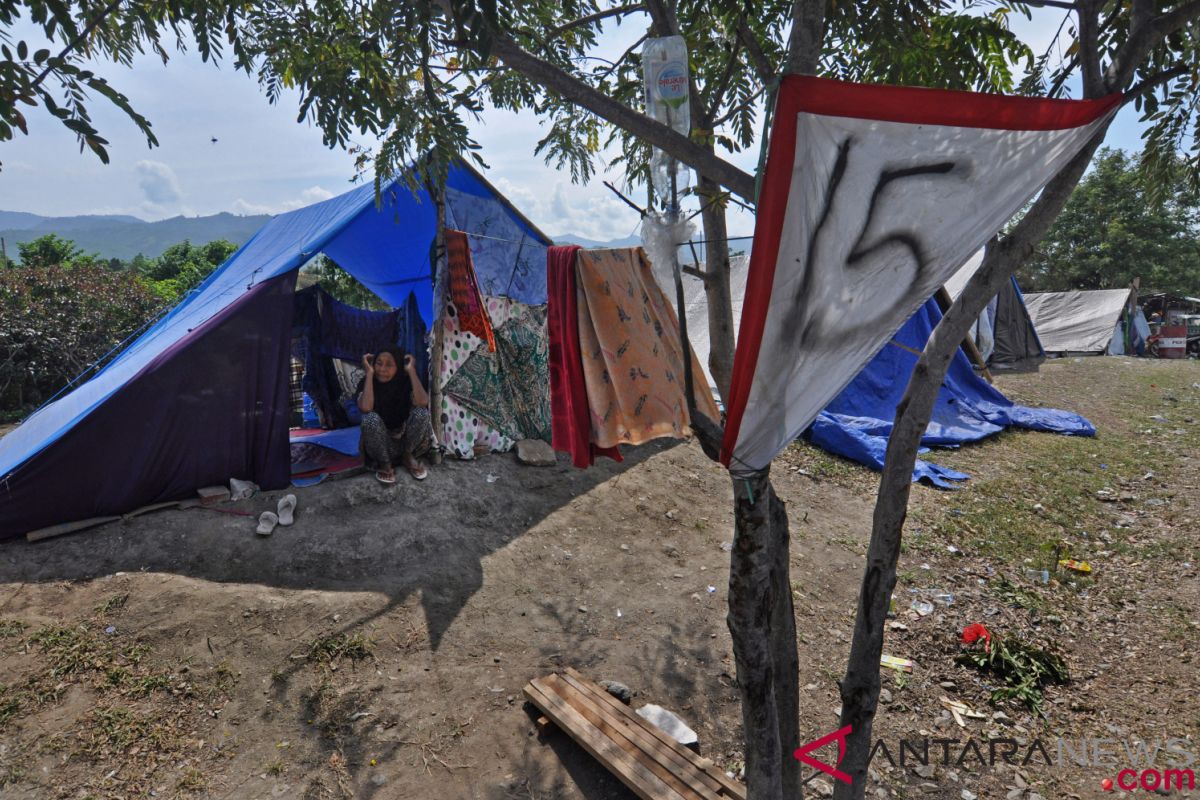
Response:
[523,668,746,800]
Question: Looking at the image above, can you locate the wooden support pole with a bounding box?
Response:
[935,287,994,383]
[428,182,448,464]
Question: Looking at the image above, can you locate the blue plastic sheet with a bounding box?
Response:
[808,298,1095,487]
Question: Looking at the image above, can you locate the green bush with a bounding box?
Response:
[0,265,162,420]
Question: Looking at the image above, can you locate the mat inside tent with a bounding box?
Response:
[289,427,363,486]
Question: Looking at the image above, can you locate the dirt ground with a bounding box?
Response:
[0,357,1197,800]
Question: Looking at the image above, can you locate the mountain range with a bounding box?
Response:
[0,210,272,261]
[0,209,719,264]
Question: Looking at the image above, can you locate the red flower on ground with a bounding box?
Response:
[961,623,992,651]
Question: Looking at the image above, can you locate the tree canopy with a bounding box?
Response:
[1022,147,1200,295]
[16,233,98,267]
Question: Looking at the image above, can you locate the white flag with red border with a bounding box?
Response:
[721,76,1120,475]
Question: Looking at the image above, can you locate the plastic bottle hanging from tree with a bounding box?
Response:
[642,35,692,196]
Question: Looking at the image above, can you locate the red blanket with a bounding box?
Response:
[446,230,496,353]
[547,245,622,468]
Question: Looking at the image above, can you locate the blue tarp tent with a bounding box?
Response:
[809,296,1095,487]
[0,162,551,537]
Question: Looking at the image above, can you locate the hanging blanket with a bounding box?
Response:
[547,245,622,468]
[574,248,720,449]
[446,229,497,353]
[438,295,547,457]
[444,306,551,443]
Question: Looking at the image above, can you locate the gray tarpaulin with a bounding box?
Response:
[1024,288,1133,353]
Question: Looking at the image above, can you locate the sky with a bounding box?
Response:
[0,9,1152,243]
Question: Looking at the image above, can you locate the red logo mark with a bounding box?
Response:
[794,725,853,785]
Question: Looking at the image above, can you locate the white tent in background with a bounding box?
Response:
[651,253,750,394]
[1023,288,1147,354]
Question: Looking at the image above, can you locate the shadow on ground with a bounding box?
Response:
[0,442,668,651]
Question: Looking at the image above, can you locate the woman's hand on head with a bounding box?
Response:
[362,353,375,375]
[403,354,415,372]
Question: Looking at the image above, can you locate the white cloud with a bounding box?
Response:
[230,186,336,217]
[283,186,334,210]
[135,160,183,206]
[489,175,640,243]
[550,184,571,219]
[231,198,275,216]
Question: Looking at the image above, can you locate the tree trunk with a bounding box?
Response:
[697,174,736,403]
[767,482,801,796]
[831,130,1110,800]
[728,470,785,798]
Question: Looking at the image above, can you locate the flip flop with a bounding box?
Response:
[376,470,397,485]
[256,511,279,536]
[407,462,428,481]
[277,494,297,526]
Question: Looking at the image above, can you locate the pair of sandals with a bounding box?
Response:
[256,494,297,536]
[376,457,427,484]
[379,460,432,484]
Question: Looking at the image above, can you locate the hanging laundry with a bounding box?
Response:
[547,245,622,468]
[721,75,1121,475]
[445,229,497,353]
[438,295,548,458]
[443,301,551,445]
[574,248,720,450]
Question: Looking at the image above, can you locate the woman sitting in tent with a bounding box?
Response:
[357,347,432,483]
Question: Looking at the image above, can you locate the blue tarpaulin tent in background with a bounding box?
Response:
[943,251,1046,371]
[809,296,1095,487]
[661,251,1094,486]
[0,162,551,538]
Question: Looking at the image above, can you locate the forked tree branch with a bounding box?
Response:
[488,32,757,200]
[736,21,776,85]
[30,0,126,92]
[545,4,646,39]
[1126,64,1191,99]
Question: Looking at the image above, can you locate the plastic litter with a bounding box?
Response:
[1058,559,1092,574]
[911,600,934,617]
[636,703,699,748]
[229,478,259,501]
[485,474,499,484]
[880,654,914,673]
[931,593,955,606]
[940,696,987,727]
[104,626,116,635]
[1024,568,1050,584]
[706,585,716,594]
